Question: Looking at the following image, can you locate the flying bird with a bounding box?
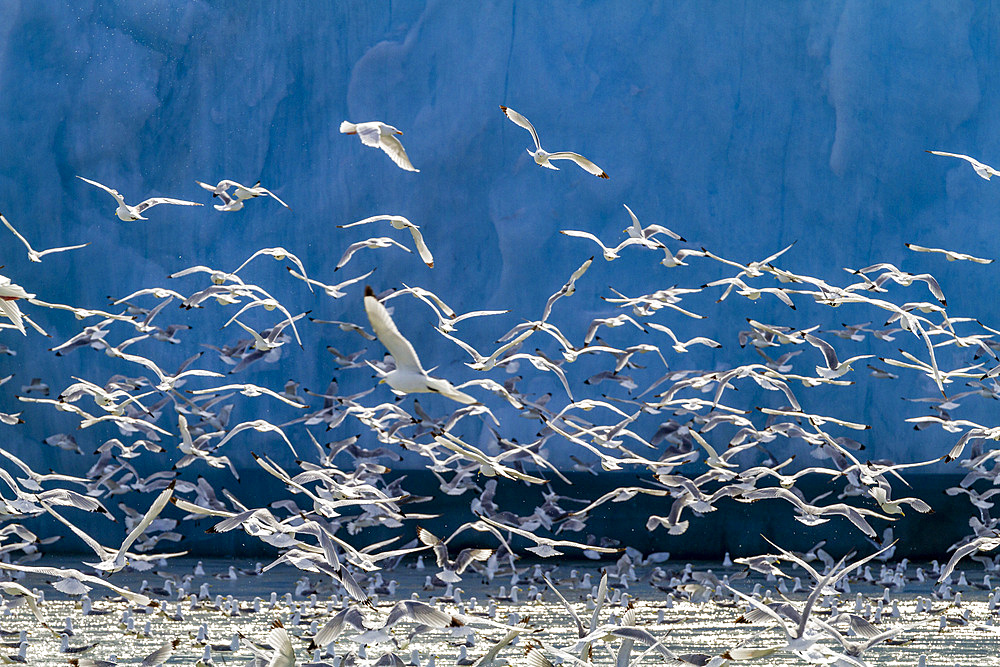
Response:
[335,237,412,271]
[76,176,202,221]
[196,179,290,209]
[905,243,993,264]
[1,213,90,263]
[364,286,477,404]
[927,150,1000,180]
[500,105,608,178]
[338,215,434,267]
[340,121,419,172]
[0,275,34,335]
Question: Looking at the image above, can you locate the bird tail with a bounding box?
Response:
[340,121,357,134]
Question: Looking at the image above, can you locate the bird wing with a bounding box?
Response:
[400,600,462,628]
[335,241,369,270]
[267,623,296,667]
[76,176,125,205]
[135,197,203,213]
[355,123,383,147]
[543,575,586,637]
[407,225,434,267]
[338,214,391,229]
[804,333,840,370]
[0,214,33,253]
[261,187,290,208]
[195,180,222,193]
[140,639,180,667]
[623,204,643,238]
[500,106,542,150]
[108,484,174,569]
[364,287,425,373]
[452,548,494,573]
[415,525,453,568]
[35,242,91,258]
[927,150,1000,178]
[336,237,410,271]
[378,134,419,172]
[547,152,608,178]
[560,229,610,253]
[425,376,479,404]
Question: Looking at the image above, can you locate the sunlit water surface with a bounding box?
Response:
[2,556,997,666]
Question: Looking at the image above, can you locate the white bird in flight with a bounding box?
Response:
[338,214,434,268]
[560,229,658,261]
[905,243,993,264]
[340,121,419,172]
[77,176,202,221]
[1,213,90,263]
[83,484,174,573]
[0,275,34,335]
[196,179,290,209]
[335,237,412,271]
[499,105,608,178]
[364,286,477,404]
[927,150,1000,180]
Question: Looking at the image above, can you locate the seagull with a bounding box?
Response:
[230,247,312,291]
[803,332,874,379]
[196,179,290,208]
[382,599,464,629]
[216,419,299,457]
[288,267,373,299]
[364,286,476,404]
[340,121,419,172]
[382,283,508,333]
[927,150,1000,180]
[76,176,202,221]
[338,215,434,267]
[139,639,182,667]
[646,322,721,353]
[500,106,608,177]
[1,213,90,262]
[0,275,34,335]
[83,484,174,573]
[230,316,303,352]
[415,526,493,583]
[91,341,224,391]
[335,237,412,271]
[188,383,308,409]
[622,204,685,242]
[905,243,993,264]
[245,620,296,667]
[560,230,658,261]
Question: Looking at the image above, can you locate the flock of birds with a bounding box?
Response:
[0,107,999,665]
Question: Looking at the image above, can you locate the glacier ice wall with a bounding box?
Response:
[1,0,999,472]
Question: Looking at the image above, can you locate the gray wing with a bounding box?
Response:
[356,123,382,147]
[140,639,180,667]
[804,333,839,370]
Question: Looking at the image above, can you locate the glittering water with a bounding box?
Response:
[5,556,998,666]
